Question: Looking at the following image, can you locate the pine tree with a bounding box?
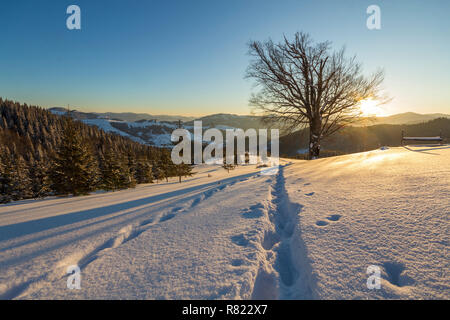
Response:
[153,165,165,183]
[124,152,137,188]
[0,148,11,203]
[175,163,193,183]
[50,118,99,196]
[135,160,153,184]
[28,146,51,198]
[29,159,51,198]
[13,154,32,200]
[159,161,170,183]
[0,148,32,202]
[100,149,125,191]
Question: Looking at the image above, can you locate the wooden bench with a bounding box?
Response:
[401,130,444,145]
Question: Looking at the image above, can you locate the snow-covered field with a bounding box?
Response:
[0,146,448,299]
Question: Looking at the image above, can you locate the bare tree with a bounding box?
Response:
[246,32,387,159]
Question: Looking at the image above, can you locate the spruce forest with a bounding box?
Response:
[0,98,192,203]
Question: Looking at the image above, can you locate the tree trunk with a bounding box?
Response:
[308,118,321,160]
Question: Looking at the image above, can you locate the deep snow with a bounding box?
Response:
[0,145,448,299]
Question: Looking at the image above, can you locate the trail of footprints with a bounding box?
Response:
[230,166,307,299]
[228,173,411,297]
[264,166,304,298]
[229,167,342,298]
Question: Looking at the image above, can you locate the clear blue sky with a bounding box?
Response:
[0,0,449,116]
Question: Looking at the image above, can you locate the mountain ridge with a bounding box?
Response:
[49,107,449,125]
[47,107,449,149]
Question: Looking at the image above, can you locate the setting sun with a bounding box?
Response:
[359,98,385,117]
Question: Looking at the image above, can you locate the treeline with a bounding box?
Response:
[280,118,450,157]
[0,98,192,203]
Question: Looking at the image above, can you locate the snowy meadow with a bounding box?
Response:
[1,145,448,299]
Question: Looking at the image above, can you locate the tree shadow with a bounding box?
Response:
[0,171,259,242]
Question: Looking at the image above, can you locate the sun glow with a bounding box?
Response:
[359,98,385,117]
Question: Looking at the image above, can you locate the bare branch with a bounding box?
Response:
[246,32,388,158]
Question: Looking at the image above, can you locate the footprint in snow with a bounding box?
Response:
[231,259,244,267]
[326,214,341,222]
[241,203,265,219]
[159,213,176,222]
[231,234,249,247]
[191,197,202,207]
[315,220,329,227]
[140,218,155,226]
[382,261,415,287]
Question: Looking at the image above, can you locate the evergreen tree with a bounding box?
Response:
[0,148,11,203]
[153,165,166,183]
[28,146,51,198]
[124,152,137,188]
[0,148,32,202]
[11,153,32,200]
[159,161,170,183]
[100,149,124,191]
[29,159,51,198]
[50,118,99,196]
[175,163,193,183]
[135,160,153,184]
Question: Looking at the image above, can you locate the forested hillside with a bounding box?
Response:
[0,98,192,203]
[280,118,449,157]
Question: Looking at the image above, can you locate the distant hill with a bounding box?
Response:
[49,108,194,147]
[185,113,271,130]
[48,107,195,122]
[356,112,450,126]
[94,112,195,123]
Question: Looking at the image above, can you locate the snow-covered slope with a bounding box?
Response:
[49,108,180,147]
[48,108,267,148]
[282,145,449,299]
[80,119,146,144]
[0,146,448,299]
